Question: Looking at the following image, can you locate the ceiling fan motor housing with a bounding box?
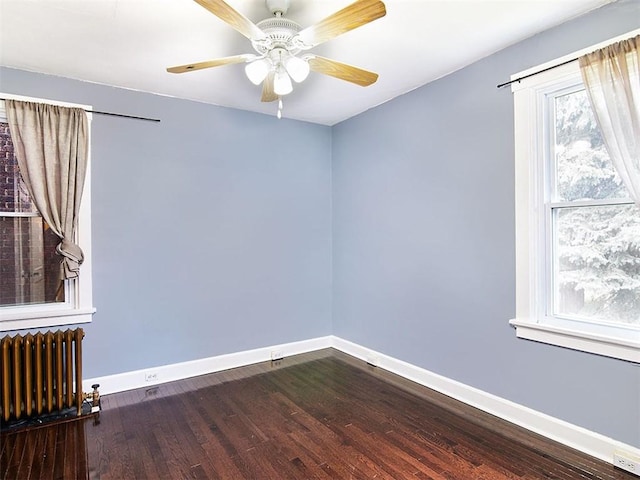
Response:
[252,17,303,56]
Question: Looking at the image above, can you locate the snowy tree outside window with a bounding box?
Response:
[551,89,640,326]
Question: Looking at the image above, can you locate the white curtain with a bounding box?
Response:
[6,100,89,279]
[579,35,640,205]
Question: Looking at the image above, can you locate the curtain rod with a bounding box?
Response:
[91,110,160,122]
[496,57,578,89]
[0,97,160,122]
[499,30,639,88]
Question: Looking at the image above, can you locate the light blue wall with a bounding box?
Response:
[332,0,640,447]
[0,68,333,377]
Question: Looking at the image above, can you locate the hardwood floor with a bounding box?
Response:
[1,348,635,479]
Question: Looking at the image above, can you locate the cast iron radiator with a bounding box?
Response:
[1,328,84,423]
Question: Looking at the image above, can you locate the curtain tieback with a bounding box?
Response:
[57,240,85,279]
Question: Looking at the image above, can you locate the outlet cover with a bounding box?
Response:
[614,451,640,476]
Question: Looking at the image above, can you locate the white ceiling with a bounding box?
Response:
[0,0,614,125]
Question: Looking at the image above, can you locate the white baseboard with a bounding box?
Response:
[83,336,332,396]
[330,336,640,466]
[84,334,640,466]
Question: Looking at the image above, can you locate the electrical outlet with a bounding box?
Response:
[271,350,284,361]
[614,451,640,476]
[144,371,159,382]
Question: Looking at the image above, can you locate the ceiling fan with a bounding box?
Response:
[167,0,386,117]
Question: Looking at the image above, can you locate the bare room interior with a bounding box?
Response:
[1,0,639,478]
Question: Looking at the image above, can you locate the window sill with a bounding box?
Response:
[0,307,96,332]
[509,318,640,364]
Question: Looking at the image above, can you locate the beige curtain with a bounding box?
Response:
[579,35,640,205]
[6,100,88,279]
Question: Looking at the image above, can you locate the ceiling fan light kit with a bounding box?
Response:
[274,64,293,95]
[284,55,310,83]
[245,58,270,85]
[168,0,386,118]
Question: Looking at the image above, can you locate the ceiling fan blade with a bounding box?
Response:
[193,0,266,40]
[296,0,386,48]
[167,54,255,73]
[308,55,378,86]
[261,71,278,102]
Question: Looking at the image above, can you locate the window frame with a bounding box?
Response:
[0,93,95,331]
[509,32,640,364]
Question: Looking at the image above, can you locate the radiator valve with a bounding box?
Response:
[83,383,101,413]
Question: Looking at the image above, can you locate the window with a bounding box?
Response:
[0,95,94,331]
[510,37,640,364]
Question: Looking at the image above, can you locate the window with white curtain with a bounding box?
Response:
[509,33,640,363]
[0,94,94,331]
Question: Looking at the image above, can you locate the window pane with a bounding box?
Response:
[0,216,64,306]
[554,90,629,202]
[1,122,37,214]
[553,204,640,325]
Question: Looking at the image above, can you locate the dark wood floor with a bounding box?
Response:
[1,348,635,479]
